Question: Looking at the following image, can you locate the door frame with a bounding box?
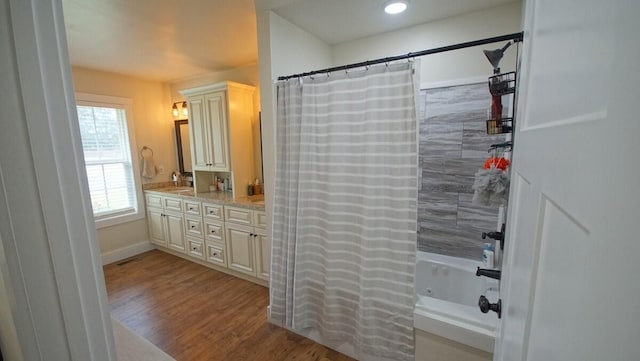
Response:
[0,0,115,359]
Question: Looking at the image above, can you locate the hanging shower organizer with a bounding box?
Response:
[486,71,516,135]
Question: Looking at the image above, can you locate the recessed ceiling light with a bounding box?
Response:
[384,1,407,15]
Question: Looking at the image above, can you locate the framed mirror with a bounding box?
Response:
[175,119,192,176]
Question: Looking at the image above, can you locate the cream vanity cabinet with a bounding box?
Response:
[146,193,186,253]
[224,206,269,281]
[180,81,256,198]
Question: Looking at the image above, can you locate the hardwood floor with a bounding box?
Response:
[104,250,355,361]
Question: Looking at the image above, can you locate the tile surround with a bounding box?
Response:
[418,83,505,260]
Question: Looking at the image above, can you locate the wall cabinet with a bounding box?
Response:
[186,92,229,171]
[180,81,256,198]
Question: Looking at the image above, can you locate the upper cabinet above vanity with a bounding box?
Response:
[180,81,256,198]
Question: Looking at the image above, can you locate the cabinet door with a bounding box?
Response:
[165,212,186,253]
[254,228,270,281]
[188,94,211,171]
[147,208,166,247]
[204,92,229,171]
[225,223,255,276]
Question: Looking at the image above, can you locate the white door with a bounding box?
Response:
[495,0,640,360]
[147,208,166,247]
[254,228,270,281]
[225,223,256,276]
[187,94,211,170]
[165,212,186,253]
[204,91,229,171]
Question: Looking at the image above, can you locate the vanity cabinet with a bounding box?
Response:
[146,194,186,253]
[224,206,269,281]
[180,81,256,198]
[145,191,267,285]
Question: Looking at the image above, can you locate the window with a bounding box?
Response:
[75,93,143,228]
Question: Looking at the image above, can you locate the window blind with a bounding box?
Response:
[76,105,137,218]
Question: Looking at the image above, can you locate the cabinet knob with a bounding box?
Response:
[211,230,215,233]
[191,225,196,229]
[213,253,218,256]
[189,207,193,211]
[253,234,258,238]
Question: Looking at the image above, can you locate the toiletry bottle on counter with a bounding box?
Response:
[482,243,494,269]
[247,181,254,196]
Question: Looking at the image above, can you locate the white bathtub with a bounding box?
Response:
[414,252,498,355]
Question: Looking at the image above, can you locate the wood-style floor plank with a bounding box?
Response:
[103,250,355,361]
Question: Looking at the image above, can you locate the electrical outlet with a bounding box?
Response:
[158,165,164,174]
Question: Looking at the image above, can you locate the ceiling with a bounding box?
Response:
[261,0,518,45]
[63,0,517,82]
[62,0,258,81]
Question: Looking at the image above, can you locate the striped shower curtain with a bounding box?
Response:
[270,62,418,361]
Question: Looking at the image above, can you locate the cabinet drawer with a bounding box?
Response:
[225,206,253,226]
[187,238,205,260]
[185,216,204,238]
[205,221,224,242]
[203,203,224,221]
[205,242,226,267]
[145,193,162,209]
[163,197,183,212]
[254,210,267,229]
[183,200,202,216]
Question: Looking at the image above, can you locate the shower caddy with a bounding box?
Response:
[486,71,516,135]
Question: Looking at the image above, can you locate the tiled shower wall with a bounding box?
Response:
[417,83,505,260]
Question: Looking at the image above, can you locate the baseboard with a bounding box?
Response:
[101,241,155,265]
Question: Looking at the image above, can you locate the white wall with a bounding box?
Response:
[332,2,523,87]
[256,11,333,288]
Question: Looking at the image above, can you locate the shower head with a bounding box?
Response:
[483,42,513,74]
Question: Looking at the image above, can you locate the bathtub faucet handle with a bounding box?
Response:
[478,295,502,318]
[476,267,501,280]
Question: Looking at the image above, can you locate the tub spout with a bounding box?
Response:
[476,267,501,280]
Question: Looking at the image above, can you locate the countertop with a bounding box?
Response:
[145,187,265,211]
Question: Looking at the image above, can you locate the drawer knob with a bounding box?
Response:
[213,253,218,256]
[211,230,215,233]
[191,225,196,229]
[189,207,194,211]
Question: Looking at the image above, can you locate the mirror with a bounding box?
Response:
[175,120,192,175]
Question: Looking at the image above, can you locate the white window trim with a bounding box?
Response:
[75,92,145,229]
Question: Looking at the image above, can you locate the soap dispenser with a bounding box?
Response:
[482,243,494,269]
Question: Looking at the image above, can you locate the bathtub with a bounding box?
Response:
[414,252,498,358]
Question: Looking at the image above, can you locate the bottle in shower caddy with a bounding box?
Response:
[482,243,494,269]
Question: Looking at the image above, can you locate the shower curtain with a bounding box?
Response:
[270,62,418,361]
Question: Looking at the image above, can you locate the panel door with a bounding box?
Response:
[165,212,186,253]
[204,91,229,171]
[495,0,640,359]
[147,208,166,247]
[225,223,255,276]
[187,94,211,171]
[254,228,270,281]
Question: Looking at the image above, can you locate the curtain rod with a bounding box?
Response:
[277,32,524,81]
